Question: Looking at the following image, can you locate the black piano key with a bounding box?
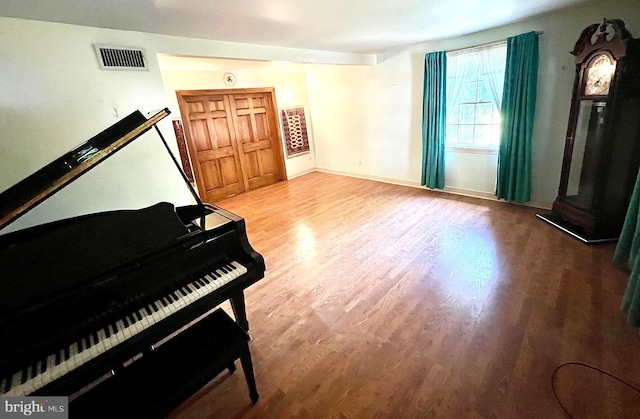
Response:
[29,363,36,378]
[40,358,47,373]
[104,324,111,338]
[220,265,229,273]
[84,335,92,350]
[21,368,28,384]
[201,276,211,285]
[94,313,109,336]
[1,376,9,393]
[192,280,201,289]
[1,376,10,393]
[122,315,130,328]
[133,311,141,322]
[212,271,222,278]
[92,331,100,345]
[78,338,84,352]
[160,297,168,307]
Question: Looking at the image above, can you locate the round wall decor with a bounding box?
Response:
[223,73,236,86]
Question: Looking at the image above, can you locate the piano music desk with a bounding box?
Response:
[70,308,258,418]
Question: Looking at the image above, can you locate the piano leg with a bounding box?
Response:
[229,291,249,332]
[239,345,259,403]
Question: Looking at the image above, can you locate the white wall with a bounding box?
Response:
[0,18,190,232]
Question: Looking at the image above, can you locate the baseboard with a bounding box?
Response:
[286,168,316,180]
[314,168,422,189]
[313,168,552,210]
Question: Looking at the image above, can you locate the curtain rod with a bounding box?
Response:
[447,31,544,53]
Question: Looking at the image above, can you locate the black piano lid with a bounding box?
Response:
[0,108,171,231]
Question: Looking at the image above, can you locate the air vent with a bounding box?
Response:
[93,44,148,71]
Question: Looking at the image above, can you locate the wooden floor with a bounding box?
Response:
[169,172,640,418]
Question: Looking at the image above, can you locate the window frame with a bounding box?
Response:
[445,42,507,154]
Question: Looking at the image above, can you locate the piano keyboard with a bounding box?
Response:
[0,261,247,397]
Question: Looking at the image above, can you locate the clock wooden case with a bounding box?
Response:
[539,19,640,243]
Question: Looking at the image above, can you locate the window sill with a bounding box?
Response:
[446,146,498,155]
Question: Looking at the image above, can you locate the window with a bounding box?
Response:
[446,42,507,150]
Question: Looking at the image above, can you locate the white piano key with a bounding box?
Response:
[43,355,56,382]
[68,342,79,369]
[10,371,22,393]
[138,309,151,328]
[32,362,44,389]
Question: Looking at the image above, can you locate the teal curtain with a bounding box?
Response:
[421,51,447,189]
[496,32,539,203]
[614,168,640,328]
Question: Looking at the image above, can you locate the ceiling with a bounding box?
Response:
[0,0,597,55]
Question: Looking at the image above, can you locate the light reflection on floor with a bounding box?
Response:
[415,220,502,319]
[294,222,318,262]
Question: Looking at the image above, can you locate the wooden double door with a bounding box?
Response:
[177,88,287,202]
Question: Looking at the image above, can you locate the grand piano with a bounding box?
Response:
[0,109,265,404]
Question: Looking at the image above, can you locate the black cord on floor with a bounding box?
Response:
[551,362,640,418]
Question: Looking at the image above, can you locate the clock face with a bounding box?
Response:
[585,54,615,96]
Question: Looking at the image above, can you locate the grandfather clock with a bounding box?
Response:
[538,19,640,243]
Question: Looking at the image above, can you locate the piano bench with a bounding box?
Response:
[70,308,259,418]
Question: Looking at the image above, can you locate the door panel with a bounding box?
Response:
[177,88,287,203]
[177,94,245,202]
[230,93,283,190]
